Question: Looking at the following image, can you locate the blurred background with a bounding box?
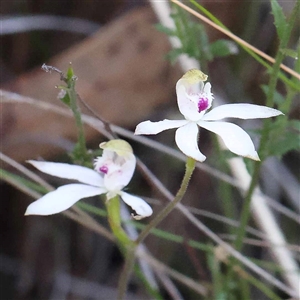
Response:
[1,0,299,299]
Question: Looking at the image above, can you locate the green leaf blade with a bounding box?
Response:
[270,0,288,40]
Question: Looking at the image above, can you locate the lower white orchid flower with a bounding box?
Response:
[135,69,283,162]
[25,139,153,220]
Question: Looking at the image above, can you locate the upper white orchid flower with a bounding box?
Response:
[135,69,283,162]
[25,139,153,220]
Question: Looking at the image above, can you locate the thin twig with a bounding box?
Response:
[71,206,114,242]
[137,250,207,296]
[63,209,115,242]
[1,168,42,199]
[136,157,196,244]
[218,234,300,253]
[76,93,116,140]
[0,152,53,190]
[146,197,267,239]
[186,205,267,239]
[155,272,184,300]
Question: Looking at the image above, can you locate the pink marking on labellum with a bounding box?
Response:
[99,165,108,174]
[198,96,209,113]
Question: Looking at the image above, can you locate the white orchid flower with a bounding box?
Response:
[25,140,153,220]
[135,69,283,162]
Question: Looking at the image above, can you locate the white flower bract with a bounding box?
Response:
[135,69,283,162]
[25,140,153,219]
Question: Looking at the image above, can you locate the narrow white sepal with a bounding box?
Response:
[25,184,106,216]
[135,120,187,135]
[121,192,153,219]
[202,104,283,121]
[199,121,260,161]
[175,122,206,162]
[27,160,103,187]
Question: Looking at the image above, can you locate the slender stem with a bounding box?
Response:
[106,196,133,248]
[136,157,196,244]
[105,196,136,300]
[42,64,89,164]
[68,82,89,163]
[76,93,117,139]
[117,247,136,300]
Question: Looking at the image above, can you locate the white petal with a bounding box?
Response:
[104,153,136,191]
[28,160,103,187]
[135,119,188,135]
[120,192,153,219]
[175,122,206,162]
[198,121,260,161]
[25,184,106,215]
[203,104,283,121]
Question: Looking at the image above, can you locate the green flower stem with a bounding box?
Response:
[105,196,133,249]
[136,157,196,244]
[233,0,300,253]
[117,247,136,300]
[105,196,136,300]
